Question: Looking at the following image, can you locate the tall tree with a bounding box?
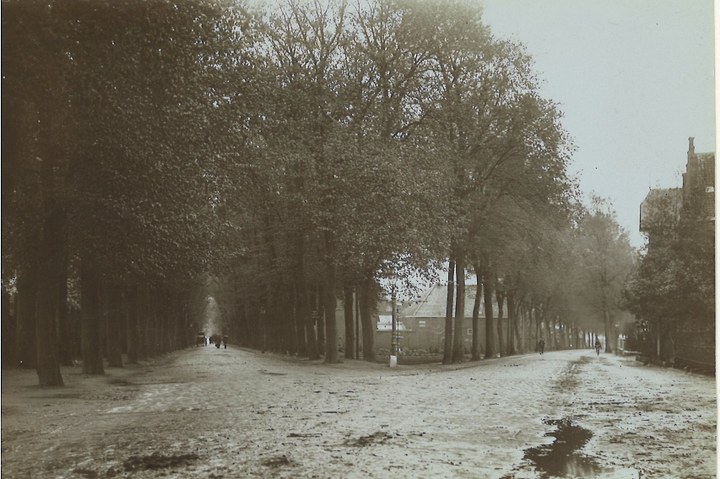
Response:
[574,198,635,353]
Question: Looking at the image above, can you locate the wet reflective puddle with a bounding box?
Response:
[523,418,604,478]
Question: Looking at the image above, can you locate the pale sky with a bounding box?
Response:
[480,0,716,247]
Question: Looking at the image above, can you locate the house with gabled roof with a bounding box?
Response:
[373,282,504,354]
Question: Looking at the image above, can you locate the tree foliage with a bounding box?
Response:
[3,0,628,382]
[625,178,714,363]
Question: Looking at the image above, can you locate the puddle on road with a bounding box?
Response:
[522,418,604,478]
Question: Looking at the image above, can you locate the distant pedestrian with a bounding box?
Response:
[595,339,601,356]
[222,335,228,349]
[538,339,545,355]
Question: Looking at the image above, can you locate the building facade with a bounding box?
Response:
[637,137,715,370]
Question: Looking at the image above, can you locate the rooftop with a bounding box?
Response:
[401,282,500,318]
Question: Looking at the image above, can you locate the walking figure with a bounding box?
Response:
[595,338,602,356]
[538,339,545,355]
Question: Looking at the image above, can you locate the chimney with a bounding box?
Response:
[688,137,695,154]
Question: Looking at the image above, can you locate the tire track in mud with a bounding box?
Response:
[575,356,716,479]
[503,354,618,479]
[554,355,591,391]
[517,353,715,479]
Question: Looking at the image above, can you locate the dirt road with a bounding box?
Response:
[1,347,715,478]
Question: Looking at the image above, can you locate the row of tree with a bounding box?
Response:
[3,0,636,387]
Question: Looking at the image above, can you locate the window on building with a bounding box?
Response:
[418,320,426,328]
[706,186,714,193]
[467,328,473,335]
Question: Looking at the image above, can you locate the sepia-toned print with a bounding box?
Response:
[2,1,714,478]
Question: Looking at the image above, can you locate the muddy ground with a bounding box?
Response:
[1,347,715,478]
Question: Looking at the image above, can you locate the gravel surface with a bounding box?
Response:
[1,346,715,478]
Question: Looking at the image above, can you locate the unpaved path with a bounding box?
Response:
[1,347,715,478]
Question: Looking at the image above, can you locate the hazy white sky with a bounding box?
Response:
[480,0,716,247]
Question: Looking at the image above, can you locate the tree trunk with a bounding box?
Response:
[242,301,253,348]
[15,269,38,369]
[303,291,319,360]
[506,289,516,355]
[172,293,181,350]
[516,303,524,353]
[295,237,318,359]
[572,324,578,349]
[56,257,72,366]
[35,93,68,386]
[452,252,466,363]
[1,289,15,368]
[556,318,562,349]
[152,293,162,354]
[143,289,155,358]
[105,284,123,368]
[80,257,104,375]
[265,282,278,353]
[355,288,360,359]
[482,269,495,359]
[516,304,522,352]
[140,288,153,359]
[35,204,65,386]
[505,303,512,355]
[323,232,339,363]
[292,285,306,357]
[315,283,325,355]
[158,294,169,353]
[520,302,532,353]
[259,301,268,352]
[12,98,40,370]
[556,320,562,349]
[557,320,563,349]
[496,284,505,357]
[442,260,455,364]
[525,303,532,352]
[359,275,375,362]
[282,289,293,353]
[603,308,612,353]
[471,264,482,361]
[343,281,355,359]
[553,316,563,350]
[176,292,188,350]
[125,287,139,364]
[547,317,554,350]
[283,287,297,355]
